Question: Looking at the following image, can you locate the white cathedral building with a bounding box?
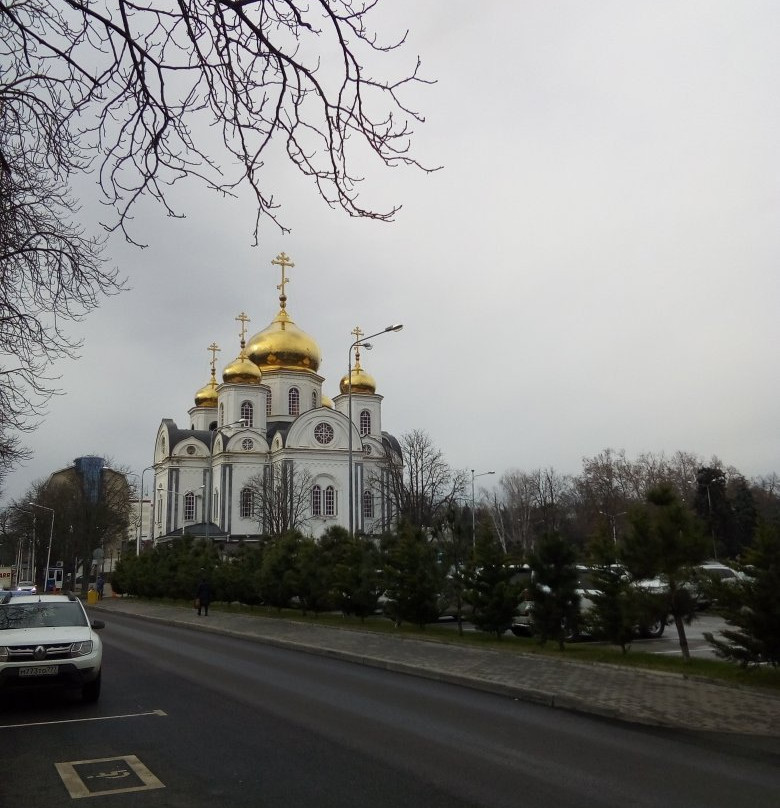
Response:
[150,253,402,545]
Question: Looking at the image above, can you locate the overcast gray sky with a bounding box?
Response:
[4,1,778,503]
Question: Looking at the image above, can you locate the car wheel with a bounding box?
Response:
[82,672,102,703]
[639,618,665,639]
[562,618,579,642]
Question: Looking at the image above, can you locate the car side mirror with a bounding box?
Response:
[91,619,106,630]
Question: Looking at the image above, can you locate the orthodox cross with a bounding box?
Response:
[235,312,250,347]
[351,325,365,366]
[207,342,221,376]
[271,252,294,309]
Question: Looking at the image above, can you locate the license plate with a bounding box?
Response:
[19,665,59,677]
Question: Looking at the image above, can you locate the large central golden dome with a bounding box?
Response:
[246,309,321,372]
[246,252,321,373]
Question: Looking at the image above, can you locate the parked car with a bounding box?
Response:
[511,565,666,640]
[691,562,744,609]
[0,592,104,702]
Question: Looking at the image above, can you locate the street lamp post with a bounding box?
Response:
[12,505,35,585]
[137,465,155,554]
[159,487,205,536]
[206,421,243,540]
[470,469,495,547]
[28,503,55,591]
[347,323,403,535]
[599,510,627,546]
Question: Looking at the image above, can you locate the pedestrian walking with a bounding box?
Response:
[195,576,212,616]
[96,574,105,600]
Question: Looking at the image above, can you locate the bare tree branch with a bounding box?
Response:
[1,0,436,244]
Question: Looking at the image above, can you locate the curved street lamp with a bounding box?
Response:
[206,421,243,540]
[347,324,403,535]
[137,465,155,554]
[470,469,495,547]
[27,502,55,591]
[158,486,206,536]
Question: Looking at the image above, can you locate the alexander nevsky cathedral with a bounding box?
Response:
[151,253,402,545]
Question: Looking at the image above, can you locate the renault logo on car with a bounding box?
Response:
[34,645,47,661]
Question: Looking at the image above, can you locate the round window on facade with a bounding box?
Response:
[186,445,196,455]
[363,445,372,455]
[241,438,254,451]
[314,422,334,445]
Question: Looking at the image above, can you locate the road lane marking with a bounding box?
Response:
[1,708,167,729]
[56,754,164,798]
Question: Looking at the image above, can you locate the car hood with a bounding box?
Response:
[0,626,95,645]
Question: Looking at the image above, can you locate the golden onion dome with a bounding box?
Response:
[194,374,218,408]
[223,354,262,385]
[322,395,334,409]
[247,252,321,373]
[223,312,262,384]
[246,308,321,373]
[339,365,377,395]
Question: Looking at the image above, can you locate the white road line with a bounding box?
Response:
[1,708,166,729]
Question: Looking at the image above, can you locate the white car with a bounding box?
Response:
[0,593,104,702]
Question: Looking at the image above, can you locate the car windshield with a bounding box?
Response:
[0,601,87,630]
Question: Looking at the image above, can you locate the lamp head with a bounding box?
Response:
[385,324,404,332]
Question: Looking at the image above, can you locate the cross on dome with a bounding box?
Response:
[207,342,221,374]
[235,312,251,347]
[271,252,294,310]
[351,325,365,366]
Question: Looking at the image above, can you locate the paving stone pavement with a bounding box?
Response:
[91,597,780,738]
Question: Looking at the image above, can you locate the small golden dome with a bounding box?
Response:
[194,375,218,408]
[322,395,334,409]
[195,342,221,407]
[339,366,377,395]
[223,311,262,384]
[223,351,262,385]
[247,309,321,373]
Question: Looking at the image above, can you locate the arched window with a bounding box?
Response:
[212,489,219,523]
[219,403,224,425]
[362,490,374,518]
[288,387,300,415]
[360,409,371,436]
[311,485,322,516]
[184,491,196,521]
[312,391,317,409]
[156,496,162,525]
[266,392,272,417]
[241,400,253,427]
[240,488,253,518]
[324,485,336,516]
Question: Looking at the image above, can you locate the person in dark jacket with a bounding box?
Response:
[195,577,212,616]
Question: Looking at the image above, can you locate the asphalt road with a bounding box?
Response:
[1,613,777,807]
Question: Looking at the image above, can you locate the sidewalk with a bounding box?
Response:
[90,596,780,738]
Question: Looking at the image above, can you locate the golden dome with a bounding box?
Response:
[339,365,376,395]
[223,353,262,385]
[223,311,262,384]
[194,374,218,408]
[246,252,321,373]
[247,308,321,373]
[322,395,334,409]
[195,342,221,407]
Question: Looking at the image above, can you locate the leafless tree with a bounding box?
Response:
[0,14,125,483]
[1,1,432,482]
[384,429,467,529]
[1,0,435,244]
[244,462,313,536]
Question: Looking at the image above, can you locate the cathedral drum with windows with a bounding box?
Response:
[151,253,401,544]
